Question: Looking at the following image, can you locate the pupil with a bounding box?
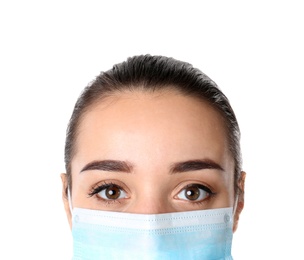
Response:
[185,186,200,200]
[106,185,120,199]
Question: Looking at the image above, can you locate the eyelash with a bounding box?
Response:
[176,183,216,205]
[88,181,215,207]
[88,181,126,204]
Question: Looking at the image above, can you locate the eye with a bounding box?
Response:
[89,183,127,201]
[176,184,212,202]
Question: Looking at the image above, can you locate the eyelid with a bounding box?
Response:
[174,181,214,193]
[184,183,213,194]
[174,182,215,202]
[88,180,129,199]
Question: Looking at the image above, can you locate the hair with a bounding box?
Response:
[64,54,242,194]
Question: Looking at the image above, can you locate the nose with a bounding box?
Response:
[124,196,175,214]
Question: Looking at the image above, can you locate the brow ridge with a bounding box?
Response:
[80,160,133,173]
[170,159,224,174]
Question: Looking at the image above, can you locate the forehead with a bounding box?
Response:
[73,90,232,171]
[81,90,227,131]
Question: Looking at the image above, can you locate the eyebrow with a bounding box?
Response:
[170,159,224,174]
[80,159,223,174]
[80,160,133,173]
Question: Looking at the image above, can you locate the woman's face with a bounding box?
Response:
[62,90,243,230]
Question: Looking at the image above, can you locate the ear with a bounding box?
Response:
[233,171,246,232]
[60,173,72,230]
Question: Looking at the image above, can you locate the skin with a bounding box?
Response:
[61,89,245,232]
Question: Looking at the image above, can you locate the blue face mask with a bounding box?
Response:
[72,207,233,260]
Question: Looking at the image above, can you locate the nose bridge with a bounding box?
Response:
[126,184,173,214]
[128,197,170,214]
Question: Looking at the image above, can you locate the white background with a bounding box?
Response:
[0,1,303,259]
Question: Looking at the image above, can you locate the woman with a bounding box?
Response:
[61,55,246,259]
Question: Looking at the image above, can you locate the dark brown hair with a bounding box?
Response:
[65,55,242,193]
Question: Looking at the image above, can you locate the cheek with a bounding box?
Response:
[212,174,235,208]
[70,171,92,208]
[227,174,236,206]
[221,159,236,206]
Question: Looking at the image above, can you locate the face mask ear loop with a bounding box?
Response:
[68,188,73,214]
[233,193,239,216]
